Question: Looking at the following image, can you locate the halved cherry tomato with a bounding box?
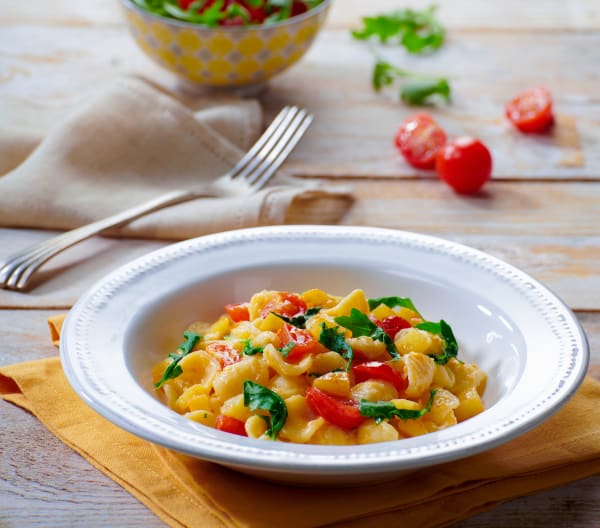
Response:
[225,302,250,322]
[352,361,407,393]
[505,87,553,133]
[278,324,326,362]
[436,137,493,195]
[261,292,307,319]
[291,1,309,16]
[215,415,247,436]
[206,342,241,368]
[395,113,447,170]
[306,387,365,429]
[373,315,411,340]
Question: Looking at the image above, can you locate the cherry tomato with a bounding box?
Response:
[352,361,407,393]
[373,315,411,340]
[436,137,493,195]
[225,302,250,322]
[278,324,326,362]
[306,387,365,429]
[215,415,247,436]
[395,113,447,170]
[206,342,241,368]
[505,87,553,133]
[291,1,309,16]
[261,292,307,319]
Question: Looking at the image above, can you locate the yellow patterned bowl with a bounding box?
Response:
[119,0,332,88]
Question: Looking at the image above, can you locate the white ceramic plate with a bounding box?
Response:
[61,226,589,485]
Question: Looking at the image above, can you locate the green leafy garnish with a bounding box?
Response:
[368,296,420,316]
[131,0,323,25]
[271,307,321,329]
[278,342,296,358]
[154,331,201,389]
[242,339,264,356]
[372,60,450,105]
[334,308,399,358]
[351,6,445,54]
[318,323,354,370]
[243,381,288,439]
[401,78,451,105]
[359,390,437,424]
[415,320,458,364]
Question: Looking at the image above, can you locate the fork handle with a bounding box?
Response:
[7,189,215,290]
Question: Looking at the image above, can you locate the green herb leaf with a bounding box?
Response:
[271,307,321,329]
[243,381,288,439]
[359,390,437,424]
[401,78,450,105]
[279,342,296,358]
[368,296,420,315]
[334,308,399,358]
[415,320,458,364]
[242,339,264,356]
[154,331,201,389]
[318,323,354,369]
[351,6,445,54]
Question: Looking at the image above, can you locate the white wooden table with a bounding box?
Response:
[1,1,599,526]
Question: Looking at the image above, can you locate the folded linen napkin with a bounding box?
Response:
[0,77,352,240]
[0,314,598,528]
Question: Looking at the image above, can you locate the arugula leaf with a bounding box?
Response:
[415,320,458,364]
[242,339,263,356]
[401,78,450,105]
[368,296,420,316]
[351,6,445,54]
[278,342,296,358]
[318,323,354,370]
[154,331,201,389]
[243,381,288,439]
[334,308,399,358]
[371,60,450,105]
[359,390,437,424]
[271,307,321,329]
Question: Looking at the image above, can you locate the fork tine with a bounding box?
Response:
[248,113,313,192]
[228,105,298,180]
[229,107,300,183]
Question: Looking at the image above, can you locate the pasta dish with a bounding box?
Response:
[153,289,487,444]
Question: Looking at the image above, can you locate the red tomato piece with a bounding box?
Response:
[306,387,365,429]
[374,315,411,340]
[261,292,307,319]
[225,302,250,322]
[206,342,241,368]
[278,324,326,362]
[505,87,553,133]
[395,113,447,170]
[291,1,309,16]
[352,361,407,393]
[436,137,493,195]
[215,415,248,436]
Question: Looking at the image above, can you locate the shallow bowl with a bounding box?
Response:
[119,0,332,89]
[60,225,589,485]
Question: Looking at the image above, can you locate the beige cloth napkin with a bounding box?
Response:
[0,77,352,240]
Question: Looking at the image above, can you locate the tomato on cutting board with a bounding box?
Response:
[395,113,447,169]
[505,87,554,133]
[436,137,493,195]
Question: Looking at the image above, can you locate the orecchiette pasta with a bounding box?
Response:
[153,288,487,444]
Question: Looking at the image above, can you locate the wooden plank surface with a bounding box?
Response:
[1,27,598,179]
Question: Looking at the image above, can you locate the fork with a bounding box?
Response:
[0,105,313,292]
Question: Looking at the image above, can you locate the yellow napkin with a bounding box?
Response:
[0,77,352,240]
[1,314,599,528]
